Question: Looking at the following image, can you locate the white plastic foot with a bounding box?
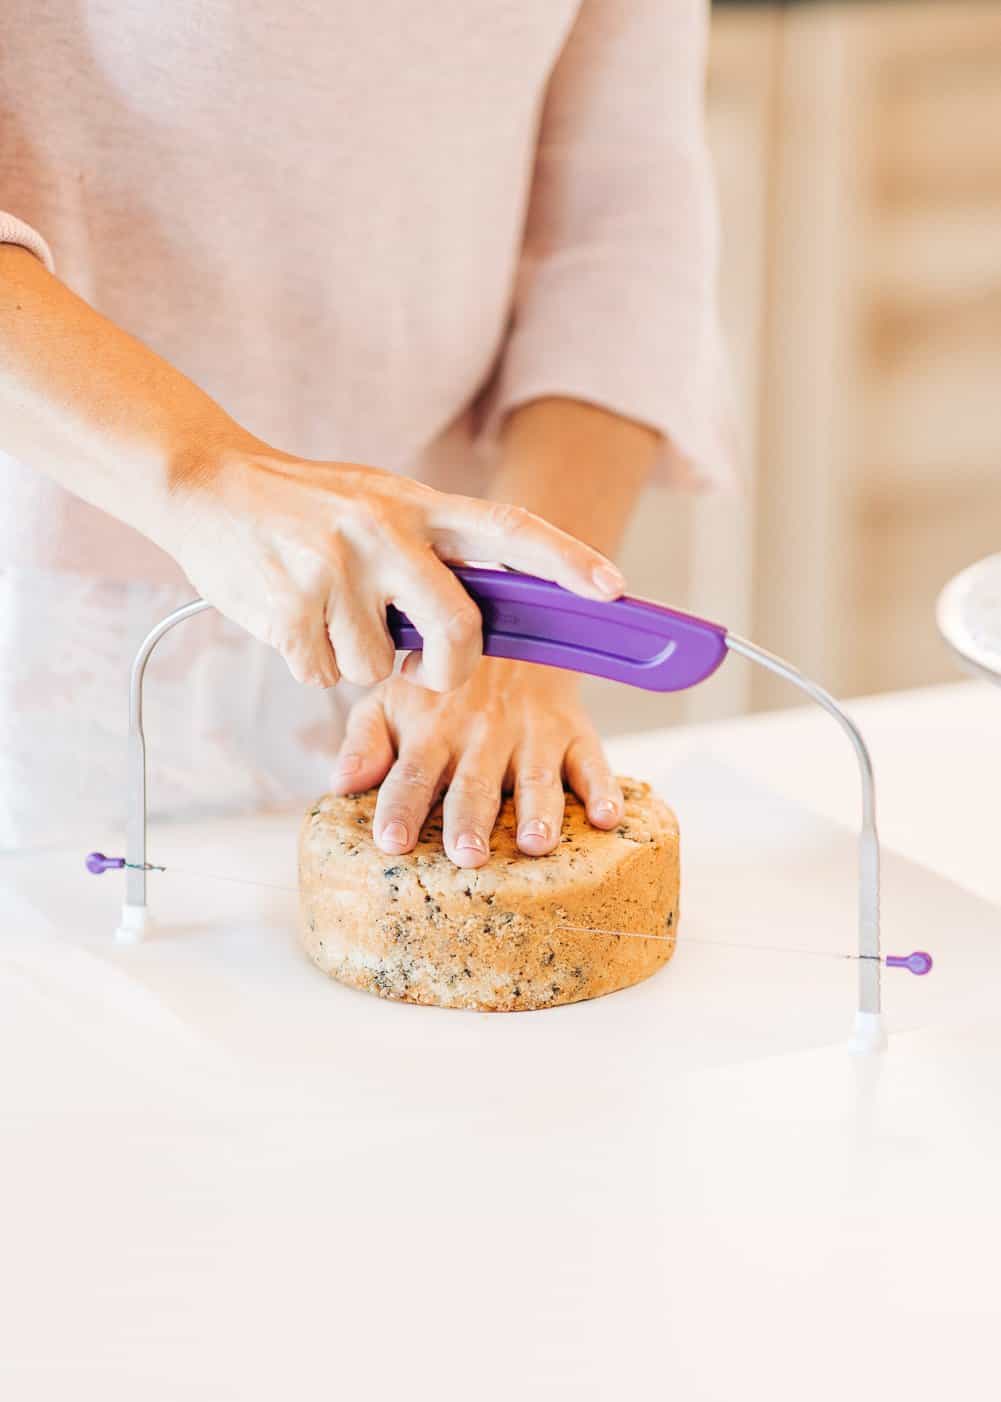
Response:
[115,903,154,944]
[849,1010,888,1055]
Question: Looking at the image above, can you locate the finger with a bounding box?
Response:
[373,742,449,855]
[390,547,483,693]
[427,496,626,601]
[512,754,565,856]
[564,732,624,829]
[396,649,440,689]
[397,650,426,686]
[326,591,396,688]
[274,600,340,689]
[442,749,507,869]
[330,695,394,794]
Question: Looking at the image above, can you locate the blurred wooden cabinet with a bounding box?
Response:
[595,1,1001,734]
[750,0,1001,706]
[847,4,1001,695]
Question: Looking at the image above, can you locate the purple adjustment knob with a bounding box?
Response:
[86,851,125,875]
[886,950,934,976]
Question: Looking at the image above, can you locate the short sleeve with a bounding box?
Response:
[479,0,735,489]
[0,210,54,271]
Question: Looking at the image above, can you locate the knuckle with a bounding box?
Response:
[268,595,318,656]
[284,655,329,689]
[448,772,497,806]
[487,501,531,537]
[353,498,395,534]
[444,600,481,645]
[566,731,602,763]
[400,479,435,510]
[572,752,608,781]
[518,765,558,789]
[268,605,307,651]
[392,759,436,792]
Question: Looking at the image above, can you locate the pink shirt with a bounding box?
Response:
[1,0,730,586]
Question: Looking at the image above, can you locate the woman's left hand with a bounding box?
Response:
[329,657,623,867]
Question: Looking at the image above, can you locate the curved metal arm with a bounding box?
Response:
[123,599,212,914]
[725,633,882,1031]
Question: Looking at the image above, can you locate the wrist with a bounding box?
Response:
[154,419,273,556]
[491,398,656,559]
[167,416,268,494]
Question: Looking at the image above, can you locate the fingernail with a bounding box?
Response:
[593,564,625,597]
[593,800,618,823]
[456,832,487,854]
[382,820,409,847]
[518,819,549,843]
[336,754,362,776]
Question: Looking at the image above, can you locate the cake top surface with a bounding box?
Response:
[301,777,678,901]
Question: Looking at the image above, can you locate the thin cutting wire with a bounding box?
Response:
[139,861,871,964]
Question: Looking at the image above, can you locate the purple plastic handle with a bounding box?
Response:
[386,567,728,693]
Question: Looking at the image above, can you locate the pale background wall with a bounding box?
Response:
[586,0,1001,736]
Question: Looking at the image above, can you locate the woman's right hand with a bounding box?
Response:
[164,445,626,692]
[1,245,623,693]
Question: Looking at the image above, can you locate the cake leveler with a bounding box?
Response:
[87,565,933,1053]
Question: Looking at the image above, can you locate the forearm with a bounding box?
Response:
[490,397,658,560]
[0,245,257,547]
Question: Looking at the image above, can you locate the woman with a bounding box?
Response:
[0,1,728,861]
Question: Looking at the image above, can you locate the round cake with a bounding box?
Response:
[298,778,679,1012]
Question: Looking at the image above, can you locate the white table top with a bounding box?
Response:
[607,678,1001,907]
[3,680,999,1400]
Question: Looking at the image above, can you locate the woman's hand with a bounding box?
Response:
[329,657,623,866]
[167,449,624,693]
[0,249,624,697]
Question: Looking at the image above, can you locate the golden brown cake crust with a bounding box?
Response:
[298,778,679,1012]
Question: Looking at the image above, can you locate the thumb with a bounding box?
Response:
[329,695,395,794]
